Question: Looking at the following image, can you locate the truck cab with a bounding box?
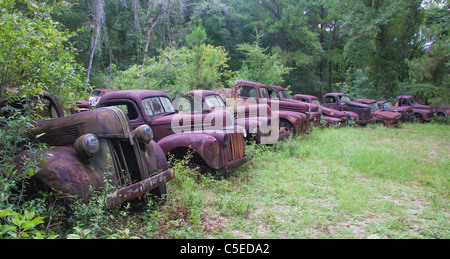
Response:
[97,90,249,174]
[323,93,375,126]
[180,90,282,145]
[228,80,309,136]
[292,94,350,126]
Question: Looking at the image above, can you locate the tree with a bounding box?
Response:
[235,35,291,86]
[0,0,85,105]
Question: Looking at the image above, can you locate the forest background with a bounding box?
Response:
[56,0,449,104]
[0,0,448,239]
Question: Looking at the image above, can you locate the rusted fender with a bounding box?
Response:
[157,132,222,169]
[277,110,308,134]
[105,168,175,209]
[14,146,105,200]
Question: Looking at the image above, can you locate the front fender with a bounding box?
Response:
[157,133,221,169]
[143,140,169,173]
[277,110,308,133]
[14,147,104,200]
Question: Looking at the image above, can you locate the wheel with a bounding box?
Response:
[279,120,295,136]
[413,113,424,123]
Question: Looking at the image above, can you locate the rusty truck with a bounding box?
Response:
[226,81,310,136]
[96,90,249,174]
[322,93,375,126]
[8,92,174,209]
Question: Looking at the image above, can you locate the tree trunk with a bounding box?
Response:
[86,0,105,86]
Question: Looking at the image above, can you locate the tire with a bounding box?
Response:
[279,120,295,136]
[413,113,424,123]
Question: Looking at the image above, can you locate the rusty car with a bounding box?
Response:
[9,91,174,209]
[96,90,249,174]
[322,93,375,126]
[292,94,351,126]
[226,80,310,136]
[395,95,434,123]
[377,100,414,122]
[179,90,282,145]
[355,99,403,127]
[265,86,322,127]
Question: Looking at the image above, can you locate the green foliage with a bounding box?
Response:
[0,208,57,239]
[235,37,292,86]
[0,0,86,105]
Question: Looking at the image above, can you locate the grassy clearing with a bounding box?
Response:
[62,123,449,239]
[147,123,449,239]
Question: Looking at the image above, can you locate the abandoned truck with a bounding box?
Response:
[395,95,434,123]
[292,94,350,126]
[356,99,403,127]
[9,92,174,209]
[226,80,310,136]
[96,90,249,173]
[323,93,375,126]
[265,85,322,127]
[377,100,414,122]
[179,90,282,145]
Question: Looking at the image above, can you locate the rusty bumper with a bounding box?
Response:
[105,169,175,209]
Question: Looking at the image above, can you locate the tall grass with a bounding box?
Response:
[50,123,449,239]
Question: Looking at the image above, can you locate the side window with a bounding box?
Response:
[325,96,336,104]
[105,102,139,120]
[238,86,258,98]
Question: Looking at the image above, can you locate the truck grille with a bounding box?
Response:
[229,133,245,160]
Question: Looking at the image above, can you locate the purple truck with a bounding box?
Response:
[96,90,249,174]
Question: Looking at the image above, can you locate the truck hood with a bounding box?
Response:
[388,106,413,113]
[372,110,403,120]
[321,107,348,118]
[345,101,370,109]
[412,103,433,111]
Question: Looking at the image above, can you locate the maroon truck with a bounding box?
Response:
[356,99,403,127]
[10,92,174,209]
[395,95,434,123]
[323,93,375,126]
[179,90,282,144]
[96,90,249,174]
[265,86,322,127]
[377,100,414,122]
[226,81,310,135]
[292,94,351,126]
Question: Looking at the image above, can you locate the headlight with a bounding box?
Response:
[75,134,100,157]
[134,125,153,144]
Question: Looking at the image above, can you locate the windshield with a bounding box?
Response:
[369,103,379,111]
[91,90,102,97]
[205,95,225,108]
[339,95,351,102]
[279,90,289,99]
[260,88,269,98]
[142,96,175,116]
[383,102,392,110]
[311,99,320,106]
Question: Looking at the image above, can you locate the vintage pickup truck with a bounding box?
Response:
[377,100,414,122]
[395,95,434,123]
[96,90,249,174]
[9,92,174,209]
[225,80,310,136]
[356,99,403,127]
[292,94,351,126]
[265,86,322,127]
[179,90,282,144]
[323,93,375,126]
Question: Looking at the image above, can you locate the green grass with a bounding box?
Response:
[62,123,450,239]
